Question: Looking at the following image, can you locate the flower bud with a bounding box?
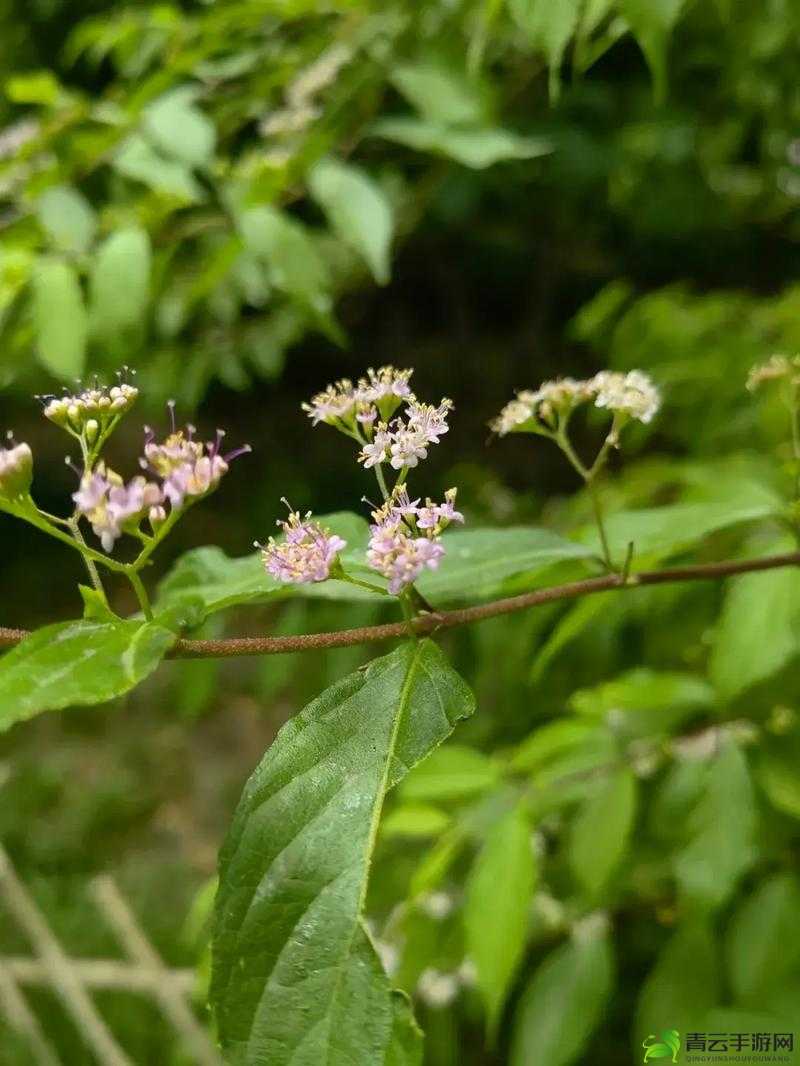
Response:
[85,419,99,444]
[0,442,33,500]
[149,505,167,530]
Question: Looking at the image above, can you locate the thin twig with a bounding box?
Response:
[1,550,798,660]
[0,961,60,1066]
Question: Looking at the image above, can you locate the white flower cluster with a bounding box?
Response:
[746,353,800,391]
[302,365,415,428]
[39,372,139,439]
[492,369,660,436]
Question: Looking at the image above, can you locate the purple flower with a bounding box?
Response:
[141,413,250,509]
[416,488,464,531]
[405,399,452,444]
[367,524,445,595]
[359,426,392,468]
[261,508,347,584]
[73,463,162,552]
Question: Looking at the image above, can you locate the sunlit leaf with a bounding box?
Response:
[399,744,501,803]
[240,205,331,311]
[725,873,800,1003]
[89,226,151,338]
[36,185,97,254]
[31,256,87,379]
[143,87,216,167]
[114,134,205,201]
[373,118,552,169]
[568,768,637,897]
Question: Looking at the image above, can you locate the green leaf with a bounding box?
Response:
[373,118,552,169]
[36,185,97,254]
[579,496,779,563]
[568,768,637,897]
[465,804,536,1036]
[674,742,756,910]
[634,921,719,1048]
[114,134,205,201]
[757,737,800,820]
[399,744,501,804]
[89,226,151,338]
[309,158,394,285]
[211,640,474,1065]
[510,921,614,1066]
[390,63,486,126]
[507,0,582,100]
[710,564,800,700]
[618,0,686,101]
[725,874,800,1003]
[417,527,592,602]
[569,669,713,738]
[0,620,175,731]
[31,256,87,379]
[511,719,605,773]
[240,205,331,312]
[143,87,216,167]
[5,70,61,105]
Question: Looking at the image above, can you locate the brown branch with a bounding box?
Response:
[2,550,799,660]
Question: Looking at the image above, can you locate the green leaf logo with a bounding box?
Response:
[643,1030,680,1063]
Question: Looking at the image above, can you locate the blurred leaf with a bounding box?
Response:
[465,804,536,1036]
[89,226,151,339]
[31,257,87,379]
[618,0,686,101]
[674,742,756,910]
[114,134,205,201]
[381,804,451,839]
[0,620,175,731]
[710,564,800,700]
[143,87,216,167]
[240,205,331,312]
[5,70,61,105]
[511,719,604,773]
[36,185,97,254]
[510,922,614,1066]
[568,768,637,897]
[507,0,582,100]
[390,63,485,125]
[309,158,394,285]
[399,744,501,804]
[634,921,719,1047]
[530,592,613,684]
[211,640,473,1064]
[725,873,800,1003]
[569,669,713,738]
[757,740,800,820]
[373,118,552,169]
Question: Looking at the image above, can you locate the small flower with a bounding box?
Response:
[141,407,250,509]
[490,397,538,436]
[356,366,415,421]
[591,369,660,424]
[367,523,445,595]
[73,463,162,552]
[260,505,346,584]
[302,379,357,426]
[0,437,33,501]
[747,353,800,391]
[491,379,594,436]
[416,488,464,532]
[359,425,392,468]
[389,426,429,469]
[405,399,453,443]
[40,369,139,435]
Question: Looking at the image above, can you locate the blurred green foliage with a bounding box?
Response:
[3,0,800,1063]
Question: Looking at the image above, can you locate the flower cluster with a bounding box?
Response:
[264,367,463,597]
[71,403,250,552]
[39,370,139,443]
[0,436,33,502]
[73,463,163,552]
[492,369,660,436]
[747,353,800,391]
[366,486,463,594]
[302,366,414,428]
[260,506,346,584]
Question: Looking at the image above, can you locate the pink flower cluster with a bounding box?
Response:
[260,506,346,584]
[360,400,453,470]
[367,487,463,594]
[73,405,250,552]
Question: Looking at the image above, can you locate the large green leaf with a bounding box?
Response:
[36,184,97,254]
[510,921,614,1066]
[211,640,474,1065]
[309,158,394,285]
[710,560,800,700]
[568,768,637,897]
[725,873,800,1003]
[89,226,151,339]
[0,620,176,731]
[465,803,536,1036]
[31,256,87,379]
[143,87,216,168]
[674,742,756,910]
